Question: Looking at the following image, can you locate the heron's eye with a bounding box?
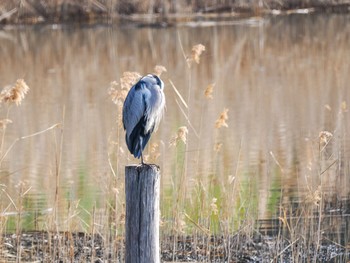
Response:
[154,76,162,87]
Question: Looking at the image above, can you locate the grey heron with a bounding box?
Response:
[122,74,165,164]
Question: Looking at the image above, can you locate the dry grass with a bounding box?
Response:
[0,79,29,106]
[215,108,229,129]
[0,79,29,160]
[169,126,188,147]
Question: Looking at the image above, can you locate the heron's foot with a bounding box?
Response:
[136,162,160,172]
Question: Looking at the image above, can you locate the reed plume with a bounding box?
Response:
[204,83,215,99]
[186,44,206,66]
[170,126,188,147]
[154,65,167,76]
[0,119,12,130]
[190,44,205,64]
[0,79,29,105]
[108,72,141,106]
[215,108,229,128]
[319,131,333,144]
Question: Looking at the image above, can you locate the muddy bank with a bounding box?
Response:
[1,231,349,262]
[0,0,349,25]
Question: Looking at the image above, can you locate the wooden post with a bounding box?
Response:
[125,164,160,263]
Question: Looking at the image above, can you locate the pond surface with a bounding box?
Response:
[0,13,350,240]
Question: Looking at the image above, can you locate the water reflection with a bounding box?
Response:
[0,14,350,235]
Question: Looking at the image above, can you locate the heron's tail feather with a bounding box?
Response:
[126,116,152,159]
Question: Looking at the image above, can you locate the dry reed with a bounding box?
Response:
[169,126,188,147]
[154,65,167,77]
[204,83,214,99]
[215,108,229,128]
[188,44,206,65]
[0,79,29,106]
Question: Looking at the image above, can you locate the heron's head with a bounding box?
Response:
[142,74,164,90]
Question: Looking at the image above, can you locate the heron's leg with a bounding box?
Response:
[140,150,144,165]
[140,136,144,165]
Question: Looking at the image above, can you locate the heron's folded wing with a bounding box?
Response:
[122,83,150,137]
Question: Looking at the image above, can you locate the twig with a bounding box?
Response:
[108,153,117,178]
[270,238,299,263]
[319,159,338,175]
[1,188,18,210]
[270,151,284,173]
[0,123,61,165]
[177,31,188,65]
[184,212,210,235]
[21,123,61,139]
[169,79,188,109]
[0,8,17,22]
[174,99,199,138]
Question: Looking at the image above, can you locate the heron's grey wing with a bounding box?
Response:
[122,83,150,137]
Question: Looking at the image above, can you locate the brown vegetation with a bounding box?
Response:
[0,0,349,25]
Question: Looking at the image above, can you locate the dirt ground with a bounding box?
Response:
[1,231,348,262]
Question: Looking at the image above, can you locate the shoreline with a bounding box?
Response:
[0,1,349,26]
[2,230,348,261]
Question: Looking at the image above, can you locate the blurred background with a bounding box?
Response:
[1,1,350,261]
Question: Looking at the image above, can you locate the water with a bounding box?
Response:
[0,14,350,239]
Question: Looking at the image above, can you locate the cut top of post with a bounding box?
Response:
[125,164,160,172]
